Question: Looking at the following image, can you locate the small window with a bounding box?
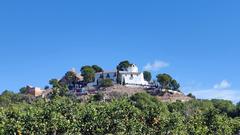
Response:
[130,74,134,80]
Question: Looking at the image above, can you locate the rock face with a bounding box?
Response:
[101,84,146,100]
[77,84,192,102]
[98,85,192,102]
[157,91,192,102]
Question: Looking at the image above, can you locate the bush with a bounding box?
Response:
[92,92,104,101]
[99,79,113,88]
[187,93,196,99]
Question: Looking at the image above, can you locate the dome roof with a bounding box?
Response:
[127,64,139,72]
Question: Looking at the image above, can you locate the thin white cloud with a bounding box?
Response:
[213,80,231,89]
[185,80,239,103]
[192,89,240,103]
[144,60,169,71]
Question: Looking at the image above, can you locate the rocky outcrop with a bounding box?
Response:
[101,84,145,100]
[98,85,192,102]
[157,91,192,102]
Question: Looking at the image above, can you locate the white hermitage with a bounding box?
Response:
[90,64,149,87]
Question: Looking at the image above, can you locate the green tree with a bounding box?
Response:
[0,90,15,106]
[143,71,152,82]
[92,65,103,73]
[211,99,236,117]
[81,66,96,83]
[49,79,59,88]
[170,79,180,91]
[204,109,234,135]
[156,73,172,89]
[187,93,196,99]
[44,85,50,90]
[237,102,240,116]
[168,100,186,114]
[186,111,209,135]
[64,71,78,83]
[156,73,181,91]
[130,92,159,110]
[1,90,15,97]
[130,93,170,134]
[166,112,188,134]
[116,60,131,71]
[116,60,132,84]
[49,79,69,97]
[232,117,240,134]
[19,87,28,94]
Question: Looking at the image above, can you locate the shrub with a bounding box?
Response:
[99,79,113,88]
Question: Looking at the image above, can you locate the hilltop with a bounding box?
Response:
[0,58,239,134]
[18,60,191,103]
[76,84,192,103]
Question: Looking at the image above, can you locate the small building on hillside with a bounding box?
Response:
[91,64,149,87]
[91,71,117,86]
[25,85,52,98]
[118,64,148,86]
[26,86,45,97]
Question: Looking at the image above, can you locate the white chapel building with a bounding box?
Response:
[118,64,148,86]
[91,64,149,87]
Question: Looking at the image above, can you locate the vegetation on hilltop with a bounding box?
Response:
[92,65,104,73]
[143,71,152,82]
[116,60,132,71]
[81,66,96,83]
[99,78,114,88]
[156,73,180,91]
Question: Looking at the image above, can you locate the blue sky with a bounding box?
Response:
[0,0,240,102]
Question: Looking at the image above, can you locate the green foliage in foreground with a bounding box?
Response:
[0,93,240,135]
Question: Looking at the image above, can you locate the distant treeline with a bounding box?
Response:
[0,91,240,135]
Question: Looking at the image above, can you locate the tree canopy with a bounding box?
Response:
[156,73,172,89]
[80,66,96,83]
[19,87,28,94]
[143,71,152,82]
[170,79,180,91]
[116,60,132,71]
[156,73,180,90]
[58,71,80,87]
[49,78,69,97]
[92,65,104,73]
